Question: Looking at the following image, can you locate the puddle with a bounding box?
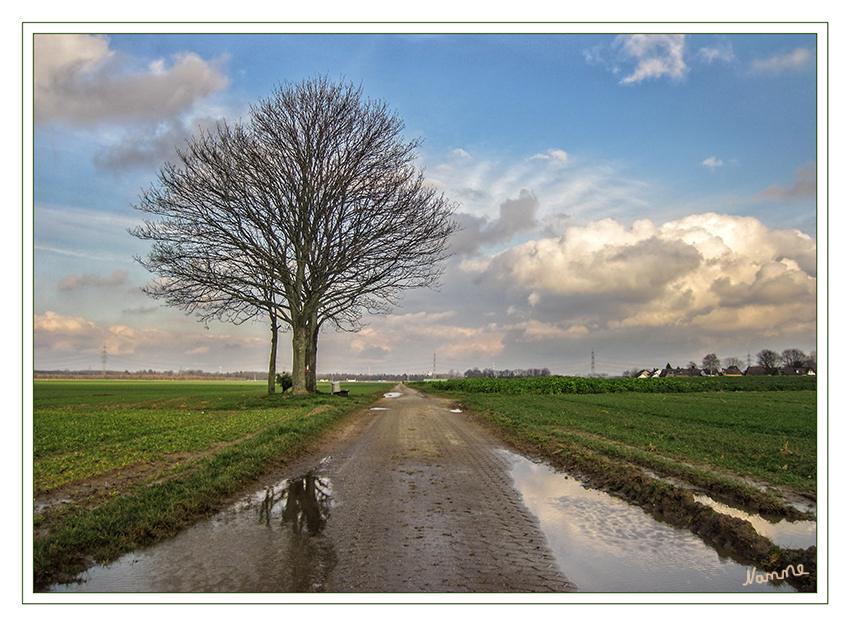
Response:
[370,407,390,411]
[47,450,809,594]
[49,473,336,593]
[502,450,799,593]
[383,392,403,398]
[693,495,816,550]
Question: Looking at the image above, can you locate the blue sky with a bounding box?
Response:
[28,26,822,377]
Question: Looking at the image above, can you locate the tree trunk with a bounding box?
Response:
[267,314,278,395]
[306,310,319,393]
[291,315,309,395]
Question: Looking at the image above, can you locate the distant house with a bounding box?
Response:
[722,366,743,376]
[744,366,777,376]
[660,367,701,377]
[779,366,816,376]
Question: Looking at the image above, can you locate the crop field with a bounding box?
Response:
[422,374,816,394]
[417,377,817,495]
[33,380,393,494]
[31,379,394,588]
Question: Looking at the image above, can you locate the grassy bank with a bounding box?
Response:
[32,380,393,589]
[415,378,816,503]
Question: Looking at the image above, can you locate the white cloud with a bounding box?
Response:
[427,148,653,229]
[697,42,735,64]
[468,213,815,338]
[749,48,814,75]
[702,157,723,168]
[616,35,687,84]
[531,149,570,162]
[34,34,229,127]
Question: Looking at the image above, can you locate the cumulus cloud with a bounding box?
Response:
[755,161,817,200]
[58,270,129,291]
[702,157,723,169]
[467,213,815,340]
[616,34,687,84]
[34,34,229,127]
[749,48,814,75]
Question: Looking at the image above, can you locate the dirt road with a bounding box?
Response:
[314,384,574,592]
[52,384,574,594]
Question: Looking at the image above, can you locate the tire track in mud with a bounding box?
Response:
[319,384,574,592]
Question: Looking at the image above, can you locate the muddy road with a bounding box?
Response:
[53,384,574,593]
[315,384,573,592]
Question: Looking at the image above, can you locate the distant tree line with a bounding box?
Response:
[33,369,256,380]
[621,347,816,378]
[463,367,552,379]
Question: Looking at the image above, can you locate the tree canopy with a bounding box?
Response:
[132,77,457,394]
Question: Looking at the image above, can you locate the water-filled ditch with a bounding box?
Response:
[503,450,813,593]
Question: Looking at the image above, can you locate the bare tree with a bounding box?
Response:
[132,77,457,395]
[723,356,744,370]
[757,349,779,369]
[781,348,807,368]
[701,353,720,374]
[803,350,817,369]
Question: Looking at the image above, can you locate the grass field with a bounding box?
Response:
[31,379,394,588]
[416,378,817,496]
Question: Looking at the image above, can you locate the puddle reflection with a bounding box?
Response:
[502,450,796,593]
[693,494,816,550]
[49,473,337,593]
[259,474,332,536]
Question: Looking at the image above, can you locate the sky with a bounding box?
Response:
[27,25,824,377]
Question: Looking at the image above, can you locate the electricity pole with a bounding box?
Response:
[101,345,108,378]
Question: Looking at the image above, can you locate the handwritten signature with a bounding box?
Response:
[743,564,810,586]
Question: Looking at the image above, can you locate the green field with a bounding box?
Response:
[31,379,394,588]
[33,380,392,494]
[417,377,817,495]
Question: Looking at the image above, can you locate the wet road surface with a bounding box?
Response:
[53,384,574,593]
[321,385,573,592]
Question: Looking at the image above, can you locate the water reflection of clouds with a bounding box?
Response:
[503,450,793,593]
[694,495,816,550]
